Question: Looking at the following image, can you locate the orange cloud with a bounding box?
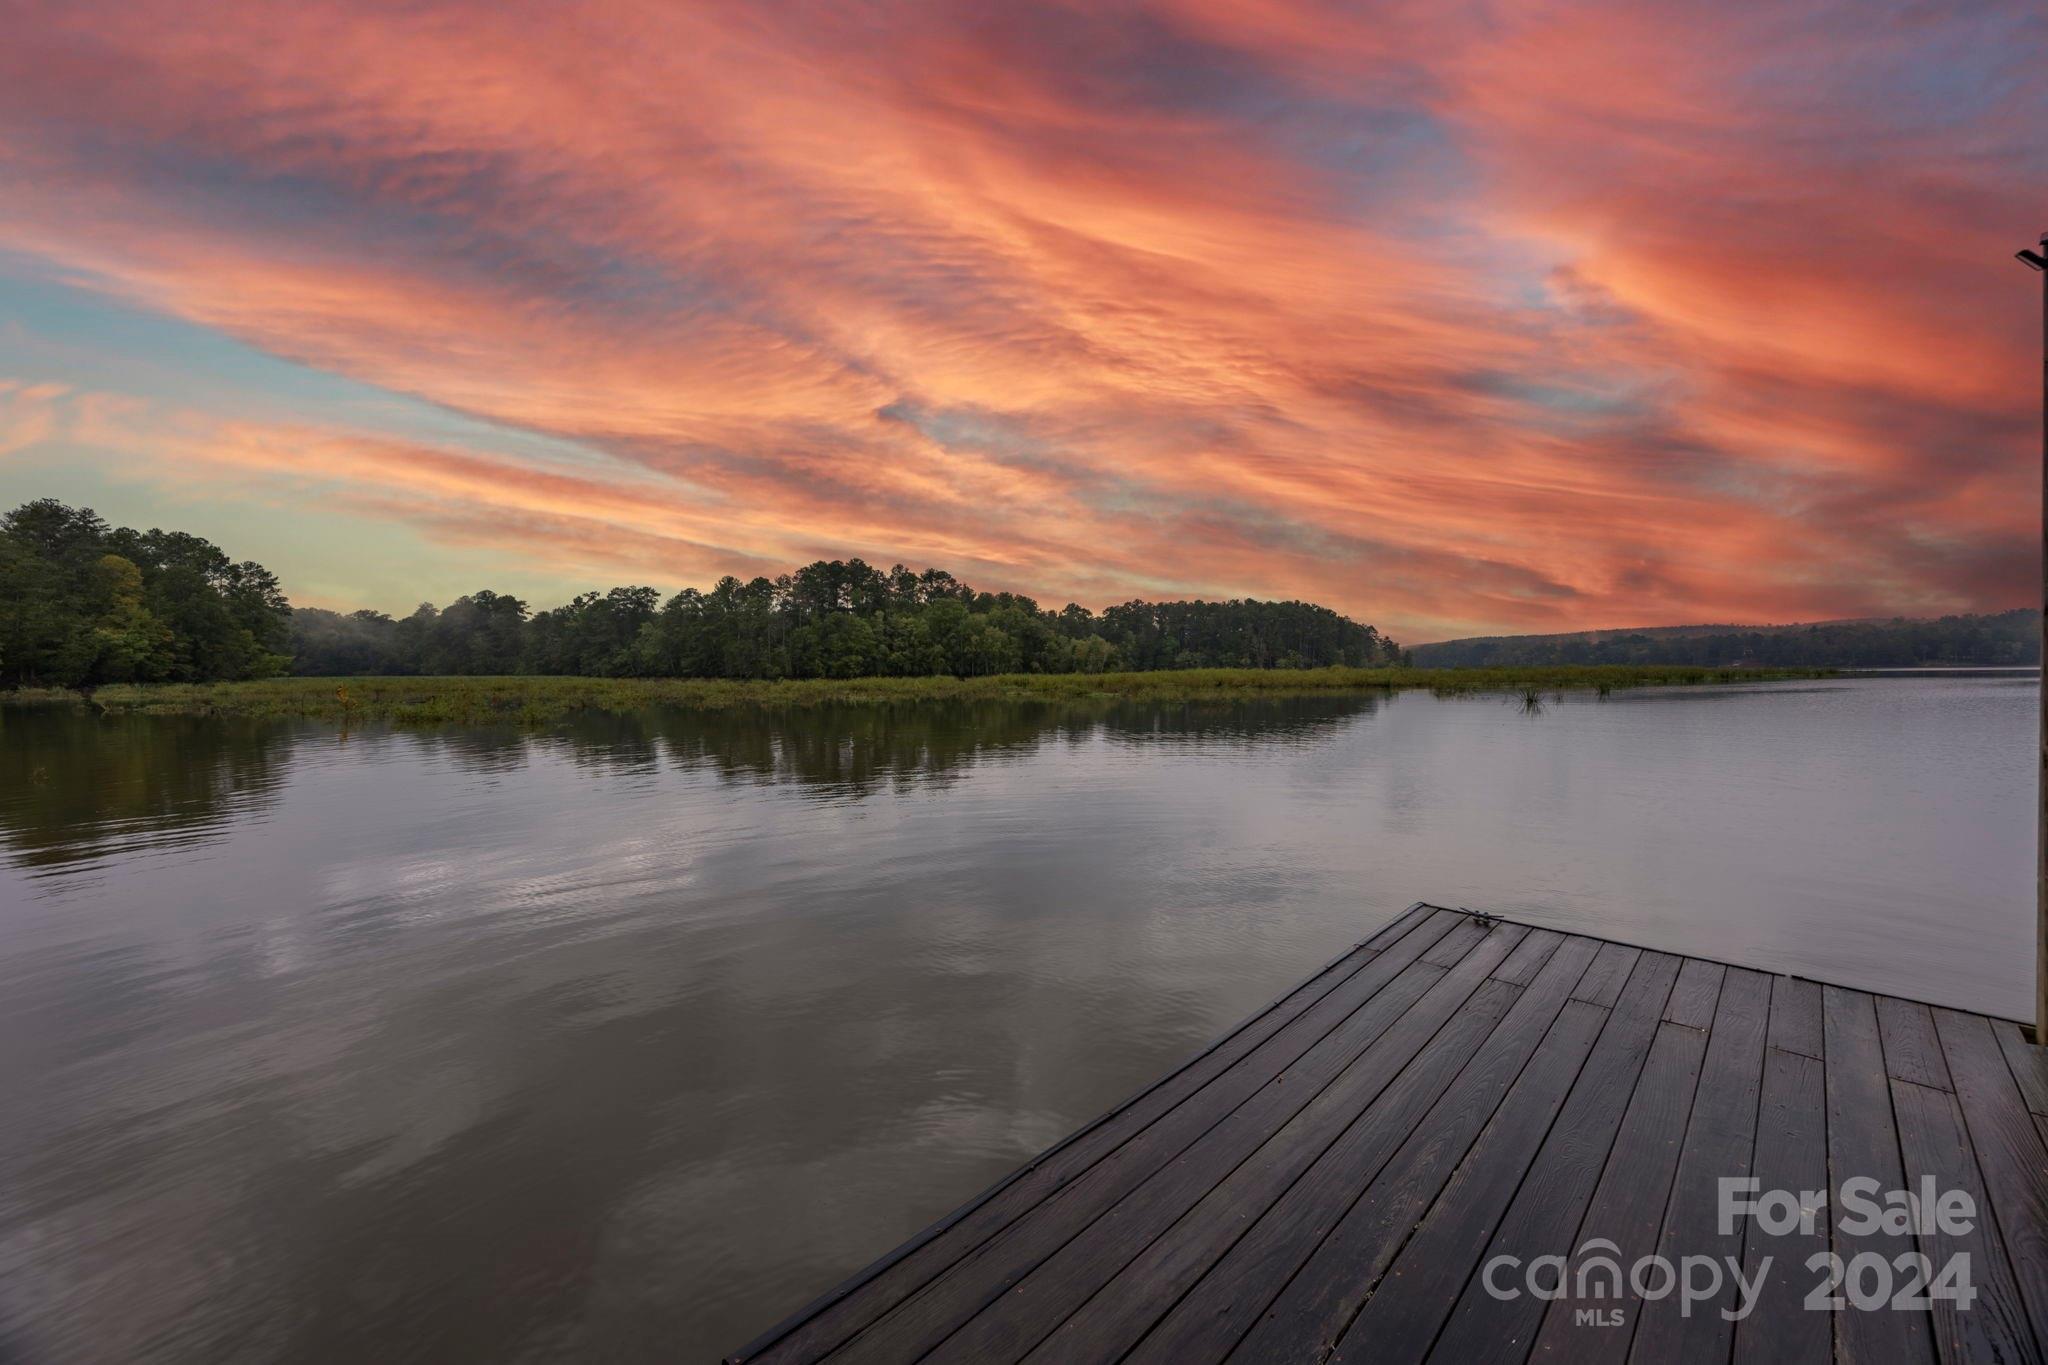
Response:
[0,0,2038,639]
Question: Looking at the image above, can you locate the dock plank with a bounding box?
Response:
[1994,1020,2048,1118]
[1493,928,1568,987]
[1664,958,1725,1031]
[1877,996,1951,1092]
[1628,967,1772,1365]
[1768,975,1824,1059]
[1571,941,1642,1009]
[1933,1008,2048,1354]
[1889,1077,2040,1365]
[1822,986,1934,1365]
[1732,1046,1829,1365]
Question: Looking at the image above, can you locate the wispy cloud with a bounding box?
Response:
[0,0,2039,638]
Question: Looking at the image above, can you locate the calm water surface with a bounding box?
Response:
[0,674,2031,1360]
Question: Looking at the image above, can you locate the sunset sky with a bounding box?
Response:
[0,1,2042,642]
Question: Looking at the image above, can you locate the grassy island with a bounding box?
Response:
[3,665,1830,726]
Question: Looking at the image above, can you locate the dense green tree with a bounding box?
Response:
[5,498,112,567]
[0,501,289,686]
[80,555,174,682]
[1095,597,1385,669]
[0,527,73,684]
[524,585,660,675]
[402,590,529,674]
[791,611,880,678]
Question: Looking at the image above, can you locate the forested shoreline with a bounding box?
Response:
[1412,610,2039,668]
[0,499,1397,688]
[290,564,1398,680]
[5,496,2031,693]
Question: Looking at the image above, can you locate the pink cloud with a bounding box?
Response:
[0,0,2038,640]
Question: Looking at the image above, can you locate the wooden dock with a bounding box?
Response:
[727,904,2048,1365]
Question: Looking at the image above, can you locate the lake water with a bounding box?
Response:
[0,673,2033,1360]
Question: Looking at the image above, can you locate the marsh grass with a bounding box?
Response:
[1,686,90,708]
[0,665,1829,726]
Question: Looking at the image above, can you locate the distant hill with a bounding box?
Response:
[1409,609,2039,669]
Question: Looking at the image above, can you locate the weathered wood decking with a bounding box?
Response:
[728,904,2048,1365]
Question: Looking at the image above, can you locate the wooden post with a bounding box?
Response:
[2037,232,2047,1044]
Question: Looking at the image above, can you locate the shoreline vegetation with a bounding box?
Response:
[0,499,2019,720]
[4,499,1403,690]
[1412,608,2038,668]
[4,665,1832,726]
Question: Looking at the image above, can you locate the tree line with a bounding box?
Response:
[290,562,1399,678]
[1410,611,2040,668]
[1,499,1400,687]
